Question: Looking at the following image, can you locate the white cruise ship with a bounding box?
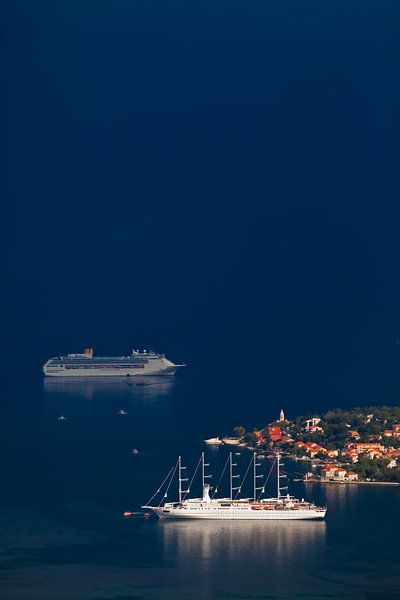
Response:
[43,347,185,377]
[142,453,327,520]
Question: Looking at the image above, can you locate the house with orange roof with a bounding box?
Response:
[321,466,359,482]
[308,424,324,433]
[321,465,337,479]
[366,450,383,459]
[341,448,359,463]
[254,431,267,445]
[294,441,306,448]
[334,467,347,480]
[268,426,282,442]
[303,442,325,457]
[349,443,384,453]
[326,449,339,458]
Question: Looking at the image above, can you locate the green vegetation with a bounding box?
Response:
[354,456,400,482]
[232,406,400,483]
[233,426,246,438]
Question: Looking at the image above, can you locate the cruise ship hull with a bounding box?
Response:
[43,348,185,377]
[43,365,182,377]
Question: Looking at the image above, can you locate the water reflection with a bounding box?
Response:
[160,519,326,597]
[162,518,325,560]
[301,481,363,519]
[42,376,176,424]
[44,376,175,402]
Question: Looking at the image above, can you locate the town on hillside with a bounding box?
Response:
[227,406,400,483]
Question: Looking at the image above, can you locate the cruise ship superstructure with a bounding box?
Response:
[43,347,185,377]
[142,453,327,520]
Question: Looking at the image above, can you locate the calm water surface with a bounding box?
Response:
[1,370,399,599]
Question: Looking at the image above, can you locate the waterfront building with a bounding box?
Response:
[320,466,359,482]
[321,465,337,479]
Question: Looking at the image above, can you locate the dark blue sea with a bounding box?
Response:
[1,366,399,600]
[2,0,400,597]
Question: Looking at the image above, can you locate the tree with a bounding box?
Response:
[233,426,246,439]
[244,431,259,447]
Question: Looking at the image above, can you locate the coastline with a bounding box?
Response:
[302,478,400,486]
[206,406,400,485]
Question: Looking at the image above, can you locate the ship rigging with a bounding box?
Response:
[141,452,327,520]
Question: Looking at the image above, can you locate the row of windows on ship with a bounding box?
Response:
[48,364,146,369]
[52,359,151,364]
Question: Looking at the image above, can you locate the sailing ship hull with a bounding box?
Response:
[148,507,326,520]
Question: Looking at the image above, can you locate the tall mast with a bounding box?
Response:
[200,451,212,502]
[253,453,263,501]
[178,456,189,503]
[277,452,288,499]
[229,452,241,500]
[229,452,233,500]
[253,453,257,500]
[178,455,182,503]
[276,452,280,499]
[201,452,211,490]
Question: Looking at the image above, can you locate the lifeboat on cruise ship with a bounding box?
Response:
[251,505,263,510]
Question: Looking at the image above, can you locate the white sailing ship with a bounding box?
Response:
[142,452,327,520]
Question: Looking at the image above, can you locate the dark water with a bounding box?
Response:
[2,0,400,595]
[1,369,400,600]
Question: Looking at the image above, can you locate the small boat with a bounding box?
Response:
[123,510,151,518]
[204,437,223,445]
[57,415,66,421]
[222,437,241,446]
[131,448,139,454]
[118,409,128,415]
